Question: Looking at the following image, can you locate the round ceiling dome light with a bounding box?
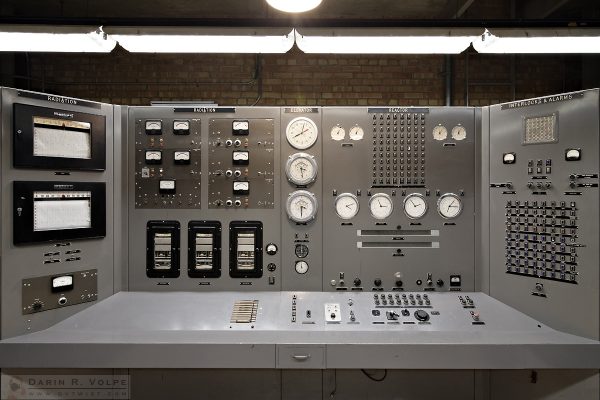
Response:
[266,0,323,13]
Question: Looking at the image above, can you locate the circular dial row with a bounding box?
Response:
[330,125,364,141]
[432,124,467,141]
[285,153,318,186]
[334,192,463,220]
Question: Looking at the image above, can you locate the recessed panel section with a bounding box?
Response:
[13,104,106,170]
[188,221,221,278]
[13,181,106,245]
[229,221,263,278]
[146,221,180,278]
[209,118,275,209]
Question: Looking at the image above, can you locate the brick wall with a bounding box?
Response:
[24,47,576,107]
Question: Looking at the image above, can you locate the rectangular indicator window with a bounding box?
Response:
[188,221,221,278]
[33,191,91,231]
[33,117,91,160]
[146,221,180,278]
[13,104,106,171]
[13,181,105,245]
[229,221,262,278]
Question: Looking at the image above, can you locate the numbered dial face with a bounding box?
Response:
[369,193,394,220]
[403,193,428,219]
[451,125,467,141]
[286,153,318,186]
[432,125,448,141]
[286,190,318,223]
[295,261,309,274]
[330,126,345,141]
[437,193,463,219]
[173,120,189,131]
[286,117,318,150]
[349,126,364,141]
[335,193,360,220]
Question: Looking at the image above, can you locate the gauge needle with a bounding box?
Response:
[345,204,353,209]
[300,206,305,217]
[299,166,305,177]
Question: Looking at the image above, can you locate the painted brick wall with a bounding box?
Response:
[25,47,575,107]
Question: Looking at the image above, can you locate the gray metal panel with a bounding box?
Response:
[113,105,128,293]
[0,88,116,339]
[0,291,598,369]
[487,89,600,341]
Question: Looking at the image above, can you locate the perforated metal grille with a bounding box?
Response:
[230,300,259,323]
[524,115,556,144]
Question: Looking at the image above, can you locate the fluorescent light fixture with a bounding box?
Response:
[266,0,322,13]
[0,25,116,52]
[295,28,481,54]
[473,28,600,54]
[107,27,295,53]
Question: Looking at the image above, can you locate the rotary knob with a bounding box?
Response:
[414,309,430,322]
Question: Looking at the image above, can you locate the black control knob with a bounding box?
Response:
[354,278,362,287]
[267,263,277,272]
[436,279,444,287]
[401,309,410,317]
[395,279,403,287]
[32,301,43,311]
[416,279,423,286]
[331,313,336,319]
[374,278,382,287]
[414,309,430,322]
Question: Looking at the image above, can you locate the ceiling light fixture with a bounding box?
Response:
[266,0,323,13]
[295,28,481,54]
[0,25,116,52]
[473,29,600,54]
[107,27,295,53]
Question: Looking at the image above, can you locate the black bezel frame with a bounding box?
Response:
[146,220,180,279]
[229,221,263,278]
[13,104,106,171]
[13,181,106,245]
[188,221,221,278]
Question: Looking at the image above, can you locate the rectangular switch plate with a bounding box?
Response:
[22,269,98,315]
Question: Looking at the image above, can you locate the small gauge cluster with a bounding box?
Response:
[432,124,467,141]
[135,118,201,209]
[208,118,276,209]
[330,124,365,141]
[332,191,463,221]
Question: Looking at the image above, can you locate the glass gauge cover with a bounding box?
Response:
[451,125,467,141]
[349,126,364,141]
[285,153,318,186]
[330,126,346,141]
[286,190,318,223]
[295,260,309,274]
[432,125,448,141]
[335,193,360,220]
[403,193,428,219]
[437,193,463,219]
[369,193,394,220]
[286,117,318,150]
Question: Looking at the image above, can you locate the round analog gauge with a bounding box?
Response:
[432,125,448,141]
[451,125,467,141]
[286,190,318,223]
[349,126,364,141]
[330,126,345,141]
[295,260,309,274]
[403,193,428,219]
[286,117,318,150]
[286,153,318,186]
[335,193,360,220]
[437,193,463,219]
[369,193,394,220]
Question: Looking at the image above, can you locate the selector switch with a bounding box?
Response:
[414,309,430,322]
[374,278,382,287]
[325,303,341,322]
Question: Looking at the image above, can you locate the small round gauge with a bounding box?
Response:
[432,125,448,141]
[451,125,467,141]
[437,193,463,219]
[286,117,318,150]
[173,120,190,131]
[403,193,428,219]
[349,126,364,141]
[330,125,346,141]
[369,193,394,220]
[286,190,318,223]
[295,244,309,258]
[335,193,360,220]
[295,260,309,274]
[286,153,318,186]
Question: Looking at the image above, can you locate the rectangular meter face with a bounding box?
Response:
[33,191,92,232]
[33,117,92,159]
